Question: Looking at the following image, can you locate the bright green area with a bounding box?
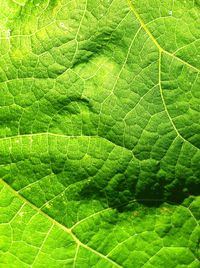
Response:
[0,182,199,267]
[0,0,199,267]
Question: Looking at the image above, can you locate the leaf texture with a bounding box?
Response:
[0,0,200,267]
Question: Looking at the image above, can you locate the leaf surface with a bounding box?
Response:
[0,0,199,267]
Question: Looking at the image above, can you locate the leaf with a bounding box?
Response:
[0,0,199,267]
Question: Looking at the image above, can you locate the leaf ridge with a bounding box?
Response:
[0,132,135,155]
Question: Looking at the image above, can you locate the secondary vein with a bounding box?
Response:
[0,179,122,268]
[127,0,200,73]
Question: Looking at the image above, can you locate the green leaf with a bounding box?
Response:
[0,0,199,267]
